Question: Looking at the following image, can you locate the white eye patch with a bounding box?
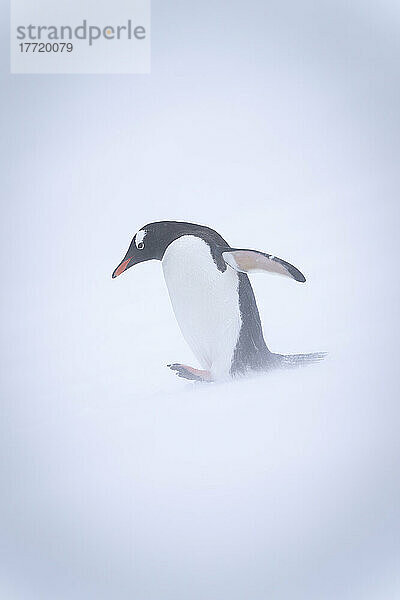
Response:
[135,229,147,249]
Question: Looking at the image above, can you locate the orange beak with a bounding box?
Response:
[112,258,131,278]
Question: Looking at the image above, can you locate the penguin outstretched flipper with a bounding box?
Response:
[222,249,306,283]
[167,364,212,382]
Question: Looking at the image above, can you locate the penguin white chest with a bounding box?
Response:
[162,235,242,378]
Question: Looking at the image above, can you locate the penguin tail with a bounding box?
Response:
[273,351,327,369]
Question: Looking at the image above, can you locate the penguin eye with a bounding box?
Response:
[135,229,147,250]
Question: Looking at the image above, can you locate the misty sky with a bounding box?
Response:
[1,1,400,599]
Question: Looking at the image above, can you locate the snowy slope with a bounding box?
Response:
[1,1,400,598]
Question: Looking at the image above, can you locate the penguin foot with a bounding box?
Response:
[167,363,212,382]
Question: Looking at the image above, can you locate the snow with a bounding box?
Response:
[1,1,400,598]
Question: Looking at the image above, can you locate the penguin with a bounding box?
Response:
[112,221,325,382]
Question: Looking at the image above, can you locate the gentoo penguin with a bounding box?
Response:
[112,221,325,382]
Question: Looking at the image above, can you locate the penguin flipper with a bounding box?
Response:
[222,249,306,283]
[167,363,212,382]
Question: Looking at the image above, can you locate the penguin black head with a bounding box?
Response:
[112,222,164,278]
[112,221,228,278]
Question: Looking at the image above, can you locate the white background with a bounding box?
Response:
[1,0,400,598]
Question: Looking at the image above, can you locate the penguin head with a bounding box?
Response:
[112,221,229,278]
[112,223,166,278]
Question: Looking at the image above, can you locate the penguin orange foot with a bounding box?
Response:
[167,364,212,382]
